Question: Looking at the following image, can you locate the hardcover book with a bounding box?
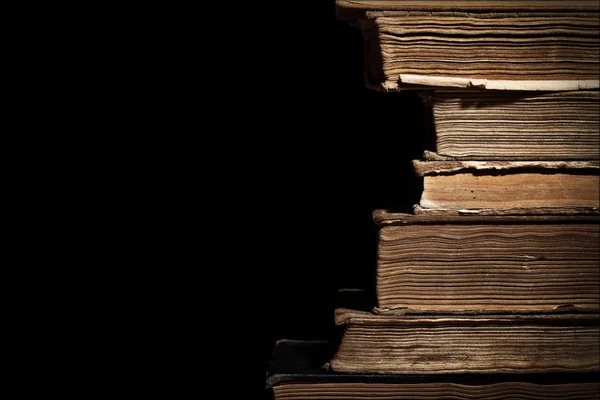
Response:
[411,160,600,213]
[336,0,600,91]
[420,90,600,160]
[330,302,600,374]
[267,339,600,399]
[373,210,600,313]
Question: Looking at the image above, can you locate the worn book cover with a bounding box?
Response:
[410,160,599,212]
[336,0,600,90]
[373,210,600,313]
[419,90,600,160]
[267,339,600,399]
[329,292,600,375]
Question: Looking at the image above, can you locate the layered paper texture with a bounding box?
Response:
[268,339,600,399]
[422,90,600,160]
[412,161,600,211]
[374,211,600,313]
[337,1,600,90]
[331,308,600,374]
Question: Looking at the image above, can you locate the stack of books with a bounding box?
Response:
[266,1,599,398]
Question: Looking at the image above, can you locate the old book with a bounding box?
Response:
[420,90,600,160]
[267,339,600,399]
[330,306,600,375]
[335,0,600,91]
[411,160,599,212]
[373,210,600,313]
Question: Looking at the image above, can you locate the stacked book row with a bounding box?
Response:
[267,1,599,398]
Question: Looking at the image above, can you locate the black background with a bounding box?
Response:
[192,1,426,397]
[247,2,425,397]
[98,2,597,396]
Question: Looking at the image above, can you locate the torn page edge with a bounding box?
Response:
[412,204,600,216]
[412,159,600,176]
[397,75,600,91]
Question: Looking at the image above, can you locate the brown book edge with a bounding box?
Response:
[372,209,600,226]
[337,1,600,23]
[335,306,600,326]
[422,151,600,162]
[411,160,600,176]
[336,0,599,13]
[412,204,600,216]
